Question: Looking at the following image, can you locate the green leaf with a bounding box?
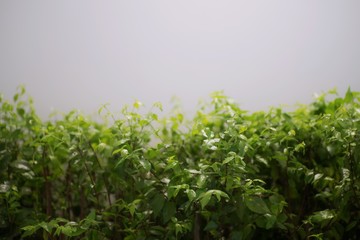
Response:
[204,221,218,231]
[223,155,234,164]
[185,189,196,201]
[61,223,85,237]
[175,223,182,236]
[17,107,25,117]
[112,148,124,155]
[255,155,269,166]
[162,201,176,223]
[153,102,163,111]
[11,160,31,171]
[346,221,358,232]
[269,194,286,215]
[133,100,143,109]
[149,226,166,236]
[13,93,19,102]
[139,158,151,172]
[151,194,165,217]
[39,221,52,233]
[344,87,353,103]
[203,138,220,150]
[168,184,188,199]
[128,199,141,217]
[196,175,207,188]
[86,209,96,221]
[307,209,335,224]
[148,113,158,120]
[288,129,296,136]
[211,190,229,201]
[238,141,246,157]
[245,196,270,214]
[313,173,323,184]
[22,225,41,238]
[198,190,229,209]
[265,214,277,229]
[294,141,306,153]
[199,192,212,209]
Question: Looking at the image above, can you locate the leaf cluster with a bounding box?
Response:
[1,87,360,239]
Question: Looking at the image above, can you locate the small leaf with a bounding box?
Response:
[186,169,201,174]
[128,199,141,217]
[269,194,286,215]
[265,214,277,229]
[151,194,165,217]
[112,148,123,155]
[288,130,296,136]
[198,190,229,209]
[313,173,323,184]
[133,100,143,109]
[245,196,270,214]
[185,189,196,201]
[61,223,84,237]
[204,138,220,150]
[204,221,218,231]
[196,175,207,188]
[153,102,163,111]
[162,201,176,223]
[96,142,107,152]
[17,107,25,117]
[212,190,229,201]
[86,209,96,221]
[129,205,136,217]
[346,221,358,232]
[294,141,306,153]
[345,87,353,103]
[199,192,212,209]
[139,158,151,172]
[0,182,10,193]
[22,225,41,238]
[307,209,335,224]
[255,155,269,166]
[223,156,234,164]
[11,160,31,171]
[175,223,182,236]
[149,113,158,120]
[165,161,178,172]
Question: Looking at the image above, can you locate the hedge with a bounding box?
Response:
[0,87,359,239]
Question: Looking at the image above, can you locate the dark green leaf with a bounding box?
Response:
[245,196,270,214]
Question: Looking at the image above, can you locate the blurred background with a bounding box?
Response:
[1,0,360,119]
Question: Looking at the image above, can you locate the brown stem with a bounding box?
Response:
[43,165,52,217]
[348,143,359,202]
[65,162,73,219]
[42,147,53,216]
[194,210,201,240]
[80,186,86,219]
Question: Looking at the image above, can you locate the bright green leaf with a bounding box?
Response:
[139,158,151,172]
[199,192,212,209]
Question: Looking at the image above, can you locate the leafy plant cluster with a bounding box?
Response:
[1,87,360,239]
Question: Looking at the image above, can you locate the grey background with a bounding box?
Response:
[1,1,360,119]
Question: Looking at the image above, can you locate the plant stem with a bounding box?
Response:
[42,147,53,216]
[87,140,112,207]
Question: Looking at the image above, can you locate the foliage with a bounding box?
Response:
[1,86,360,239]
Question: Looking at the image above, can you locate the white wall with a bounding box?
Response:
[1,1,360,119]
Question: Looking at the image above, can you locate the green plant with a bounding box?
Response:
[0,86,359,239]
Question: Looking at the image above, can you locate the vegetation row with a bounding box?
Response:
[1,87,360,239]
